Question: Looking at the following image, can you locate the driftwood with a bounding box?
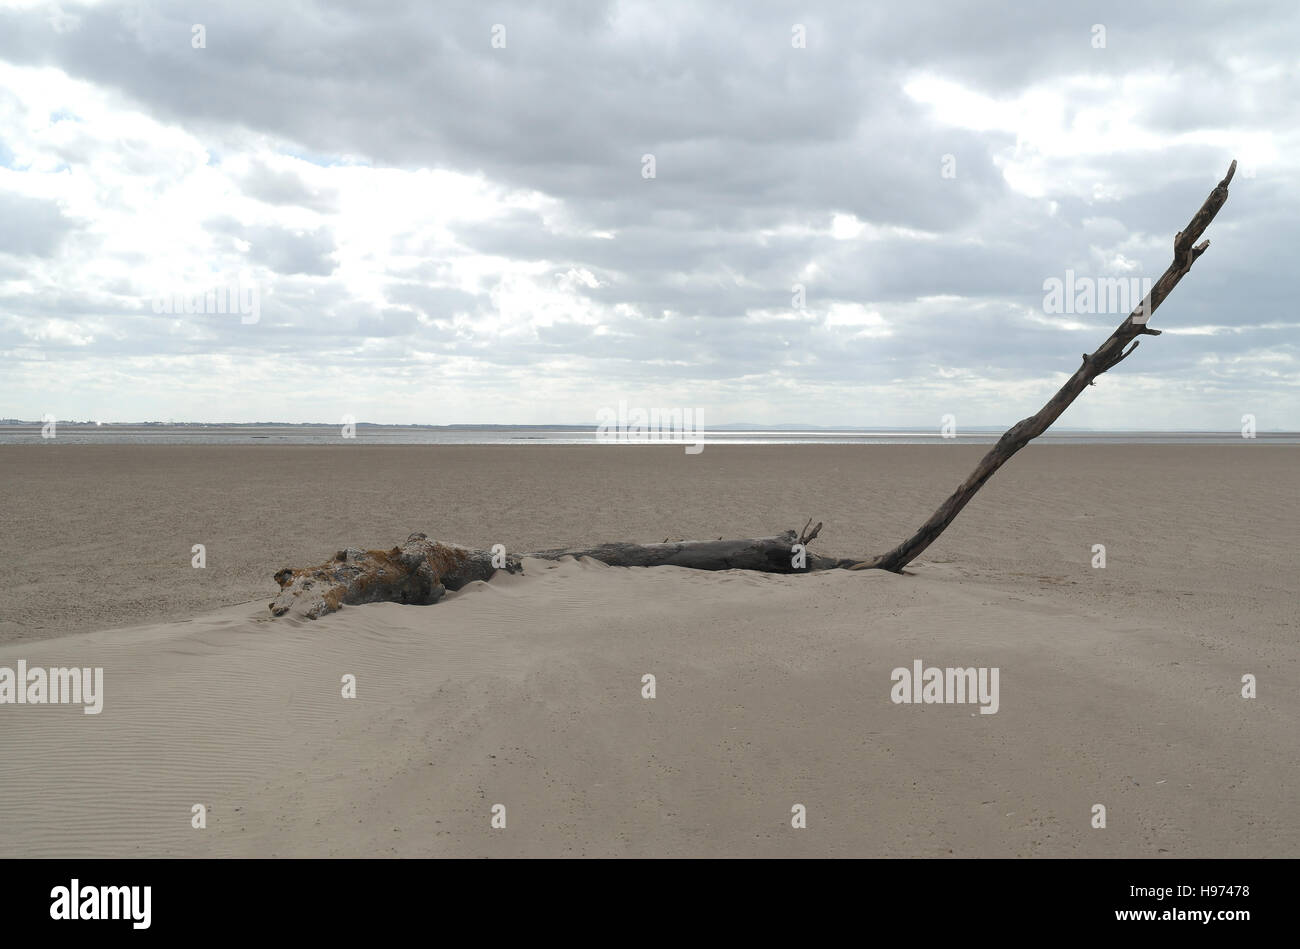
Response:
[269,163,1234,619]
[528,521,844,572]
[271,525,843,619]
[270,534,519,619]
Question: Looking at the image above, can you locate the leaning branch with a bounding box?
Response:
[851,160,1236,573]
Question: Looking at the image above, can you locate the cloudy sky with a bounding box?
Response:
[0,0,1295,428]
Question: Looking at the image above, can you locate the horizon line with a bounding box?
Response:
[2,420,1295,434]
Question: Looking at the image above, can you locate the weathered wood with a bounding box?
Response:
[270,533,520,619]
[530,529,847,573]
[851,161,1236,573]
[270,528,847,619]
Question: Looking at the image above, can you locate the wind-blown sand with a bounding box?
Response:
[0,444,1295,857]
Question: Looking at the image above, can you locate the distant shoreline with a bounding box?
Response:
[1,425,1296,446]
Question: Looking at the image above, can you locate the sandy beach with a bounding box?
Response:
[0,443,1295,857]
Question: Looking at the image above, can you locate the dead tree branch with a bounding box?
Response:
[851,160,1236,572]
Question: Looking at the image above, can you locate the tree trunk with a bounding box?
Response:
[270,524,844,619]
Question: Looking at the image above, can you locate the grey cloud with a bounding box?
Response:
[0,191,74,257]
[207,217,337,276]
[235,159,339,213]
[245,225,336,276]
[385,283,483,323]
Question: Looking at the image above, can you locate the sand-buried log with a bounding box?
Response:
[270,533,520,619]
[270,525,849,619]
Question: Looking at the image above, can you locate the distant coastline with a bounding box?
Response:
[1,422,1296,446]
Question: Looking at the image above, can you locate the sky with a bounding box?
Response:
[0,0,1296,428]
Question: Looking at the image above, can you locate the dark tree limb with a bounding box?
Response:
[529,530,844,572]
[271,529,849,619]
[851,160,1236,573]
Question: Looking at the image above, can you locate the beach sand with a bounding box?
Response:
[0,444,1295,856]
